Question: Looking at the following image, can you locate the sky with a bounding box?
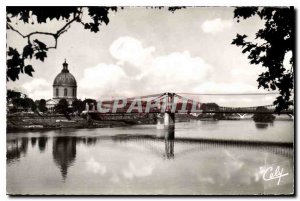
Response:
[6,7,290,107]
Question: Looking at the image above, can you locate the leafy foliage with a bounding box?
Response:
[72,99,85,114]
[232,7,294,112]
[6,6,117,81]
[7,89,22,101]
[38,99,48,113]
[253,106,275,122]
[11,97,36,112]
[168,7,186,13]
[7,89,38,112]
[83,99,97,111]
[54,99,69,115]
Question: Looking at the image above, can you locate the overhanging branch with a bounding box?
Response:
[7,12,81,50]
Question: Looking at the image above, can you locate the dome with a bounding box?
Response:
[53,72,77,87]
[53,60,77,87]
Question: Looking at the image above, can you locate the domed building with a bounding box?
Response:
[53,59,77,105]
[46,59,77,112]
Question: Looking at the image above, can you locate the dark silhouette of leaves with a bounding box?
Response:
[232,7,294,112]
[168,7,186,13]
[90,22,100,33]
[7,68,20,81]
[231,34,247,46]
[24,65,34,76]
[33,39,47,50]
[7,47,19,57]
[19,9,30,23]
[23,44,34,59]
[233,7,258,20]
[34,51,47,61]
[7,6,117,81]
[84,23,91,29]
[7,47,24,81]
[7,7,78,24]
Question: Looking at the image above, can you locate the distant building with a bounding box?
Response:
[53,59,77,105]
[45,59,77,111]
[45,99,58,112]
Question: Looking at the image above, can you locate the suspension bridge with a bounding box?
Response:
[85,92,293,127]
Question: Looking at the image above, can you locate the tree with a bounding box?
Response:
[31,101,37,112]
[83,98,97,111]
[232,7,294,112]
[7,89,22,101]
[9,91,36,112]
[253,106,275,122]
[6,6,184,82]
[38,99,48,113]
[12,98,23,108]
[12,97,36,112]
[6,6,118,81]
[72,99,85,114]
[54,99,69,115]
[22,98,35,111]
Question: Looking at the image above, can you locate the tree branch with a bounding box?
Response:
[7,23,26,38]
[7,10,81,50]
[7,11,83,54]
[56,13,81,37]
[27,31,56,38]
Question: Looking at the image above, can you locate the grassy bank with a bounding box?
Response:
[6,113,130,132]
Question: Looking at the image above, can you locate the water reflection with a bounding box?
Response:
[38,136,48,152]
[255,122,274,129]
[6,120,294,194]
[81,137,97,145]
[52,137,77,180]
[6,122,293,184]
[164,127,174,159]
[31,137,37,147]
[7,133,293,170]
[7,138,28,164]
[200,120,219,124]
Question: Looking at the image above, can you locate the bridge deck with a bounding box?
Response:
[86,92,293,115]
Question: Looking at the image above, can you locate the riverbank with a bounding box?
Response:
[6,113,131,132]
[7,112,292,132]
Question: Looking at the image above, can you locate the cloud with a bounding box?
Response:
[136,51,213,94]
[110,36,155,67]
[149,51,212,85]
[77,36,273,106]
[78,37,213,99]
[201,18,233,34]
[122,161,154,180]
[22,78,52,100]
[86,157,106,174]
[78,63,128,99]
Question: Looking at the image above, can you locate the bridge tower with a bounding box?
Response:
[164,93,175,129]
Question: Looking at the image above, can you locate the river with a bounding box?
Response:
[7,119,294,195]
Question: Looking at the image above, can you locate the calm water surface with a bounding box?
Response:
[7,120,294,195]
